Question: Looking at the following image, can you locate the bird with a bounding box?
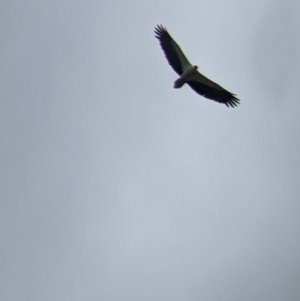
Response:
[154,25,240,108]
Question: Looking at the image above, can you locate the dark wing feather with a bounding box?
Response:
[188,81,240,108]
[154,25,187,75]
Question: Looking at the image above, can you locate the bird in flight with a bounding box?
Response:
[154,25,240,108]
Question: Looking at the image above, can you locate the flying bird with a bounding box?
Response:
[154,25,240,107]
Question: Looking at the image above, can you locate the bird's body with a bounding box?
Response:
[154,25,240,107]
[174,65,198,88]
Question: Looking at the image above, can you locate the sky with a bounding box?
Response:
[1,0,300,300]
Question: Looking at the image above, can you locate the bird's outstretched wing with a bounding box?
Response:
[154,25,191,75]
[188,72,240,107]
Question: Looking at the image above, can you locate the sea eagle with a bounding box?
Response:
[154,25,240,107]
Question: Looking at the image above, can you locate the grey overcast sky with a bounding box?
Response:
[1,0,300,300]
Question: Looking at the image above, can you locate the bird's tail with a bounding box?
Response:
[174,77,185,88]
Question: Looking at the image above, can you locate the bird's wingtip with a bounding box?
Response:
[227,94,240,108]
